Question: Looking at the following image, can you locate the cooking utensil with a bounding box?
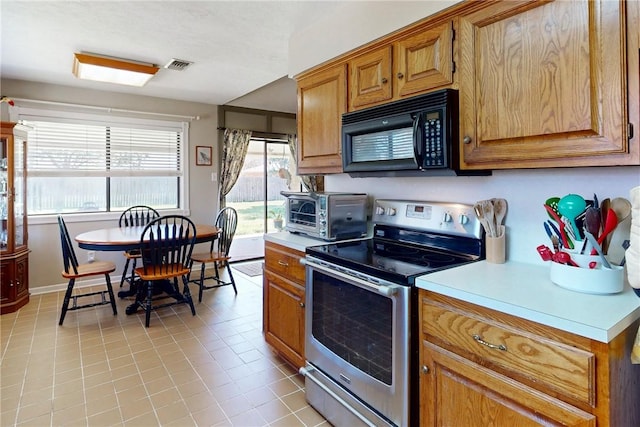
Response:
[600,197,611,229]
[543,204,573,249]
[474,203,492,237]
[543,222,559,252]
[545,197,560,219]
[492,198,507,237]
[480,200,496,237]
[584,206,601,239]
[597,209,618,248]
[552,251,579,267]
[537,244,554,261]
[557,194,586,242]
[585,231,612,269]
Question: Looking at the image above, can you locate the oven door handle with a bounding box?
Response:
[305,258,400,297]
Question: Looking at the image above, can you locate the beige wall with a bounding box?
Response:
[2,78,221,292]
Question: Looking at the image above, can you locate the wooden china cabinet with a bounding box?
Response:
[0,122,29,314]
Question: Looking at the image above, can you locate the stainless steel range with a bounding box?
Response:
[300,199,485,426]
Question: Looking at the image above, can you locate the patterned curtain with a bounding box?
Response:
[219,128,252,207]
[287,134,319,192]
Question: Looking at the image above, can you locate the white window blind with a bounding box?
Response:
[26,120,182,178]
[17,108,187,215]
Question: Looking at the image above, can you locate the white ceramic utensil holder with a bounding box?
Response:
[550,261,624,294]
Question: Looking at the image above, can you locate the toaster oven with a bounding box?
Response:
[280,192,368,241]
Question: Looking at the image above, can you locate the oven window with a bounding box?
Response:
[311,271,393,385]
[289,199,316,226]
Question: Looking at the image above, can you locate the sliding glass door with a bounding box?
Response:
[225,138,301,260]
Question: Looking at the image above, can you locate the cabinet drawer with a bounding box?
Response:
[264,242,306,284]
[421,298,596,406]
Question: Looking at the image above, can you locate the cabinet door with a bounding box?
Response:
[296,64,346,175]
[395,21,454,98]
[263,270,305,369]
[459,0,633,169]
[14,253,28,301]
[420,340,596,427]
[349,46,393,110]
[0,259,16,307]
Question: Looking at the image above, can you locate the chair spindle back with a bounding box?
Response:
[58,215,79,275]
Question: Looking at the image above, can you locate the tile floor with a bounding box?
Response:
[0,263,329,427]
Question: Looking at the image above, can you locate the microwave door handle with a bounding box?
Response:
[413,113,424,169]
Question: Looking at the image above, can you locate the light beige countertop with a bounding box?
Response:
[263,231,331,252]
[416,260,640,343]
[263,230,372,252]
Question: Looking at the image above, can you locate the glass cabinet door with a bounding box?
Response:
[0,135,8,250]
[13,133,26,251]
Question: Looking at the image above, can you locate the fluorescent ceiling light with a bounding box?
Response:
[72,53,159,87]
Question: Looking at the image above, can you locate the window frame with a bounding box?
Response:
[10,106,190,225]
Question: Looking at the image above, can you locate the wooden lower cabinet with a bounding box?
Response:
[263,241,306,369]
[419,290,640,426]
[0,251,29,314]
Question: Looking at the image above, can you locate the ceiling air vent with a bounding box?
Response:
[164,59,193,71]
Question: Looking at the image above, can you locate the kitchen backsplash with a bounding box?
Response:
[325,166,640,265]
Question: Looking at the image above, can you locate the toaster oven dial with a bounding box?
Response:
[385,207,396,216]
[459,214,469,225]
[442,212,452,223]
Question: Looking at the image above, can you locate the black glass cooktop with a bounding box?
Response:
[306,237,479,286]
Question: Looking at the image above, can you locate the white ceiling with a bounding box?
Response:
[0,1,345,114]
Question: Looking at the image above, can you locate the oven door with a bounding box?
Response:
[302,256,410,427]
[283,195,320,236]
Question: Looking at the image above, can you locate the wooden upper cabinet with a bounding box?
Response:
[296,64,346,175]
[349,21,455,111]
[349,46,393,109]
[458,0,637,169]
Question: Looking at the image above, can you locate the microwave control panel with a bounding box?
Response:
[423,110,447,167]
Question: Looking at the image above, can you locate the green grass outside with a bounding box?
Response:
[226,200,285,235]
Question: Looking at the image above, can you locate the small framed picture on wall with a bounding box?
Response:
[196,146,212,166]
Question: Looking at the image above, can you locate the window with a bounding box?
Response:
[17,108,187,216]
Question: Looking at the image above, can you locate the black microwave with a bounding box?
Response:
[342,89,490,177]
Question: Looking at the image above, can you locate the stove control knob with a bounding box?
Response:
[375,206,385,215]
[443,212,452,223]
[459,214,469,225]
[386,207,396,216]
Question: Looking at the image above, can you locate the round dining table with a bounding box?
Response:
[75,224,219,313]
[75,224,220,251]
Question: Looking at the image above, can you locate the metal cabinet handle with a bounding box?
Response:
[463,136,472,144]
[277,260,289,267]
[299,302,305,308]
[397,72,404,79]
[9,280,13,287]
[422,365,430,374]
[472,334,507,351]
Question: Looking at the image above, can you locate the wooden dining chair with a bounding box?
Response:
[188,207,238,302]
[132,215,197,327]
[118,205,160,291]
[57,216,118,325]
